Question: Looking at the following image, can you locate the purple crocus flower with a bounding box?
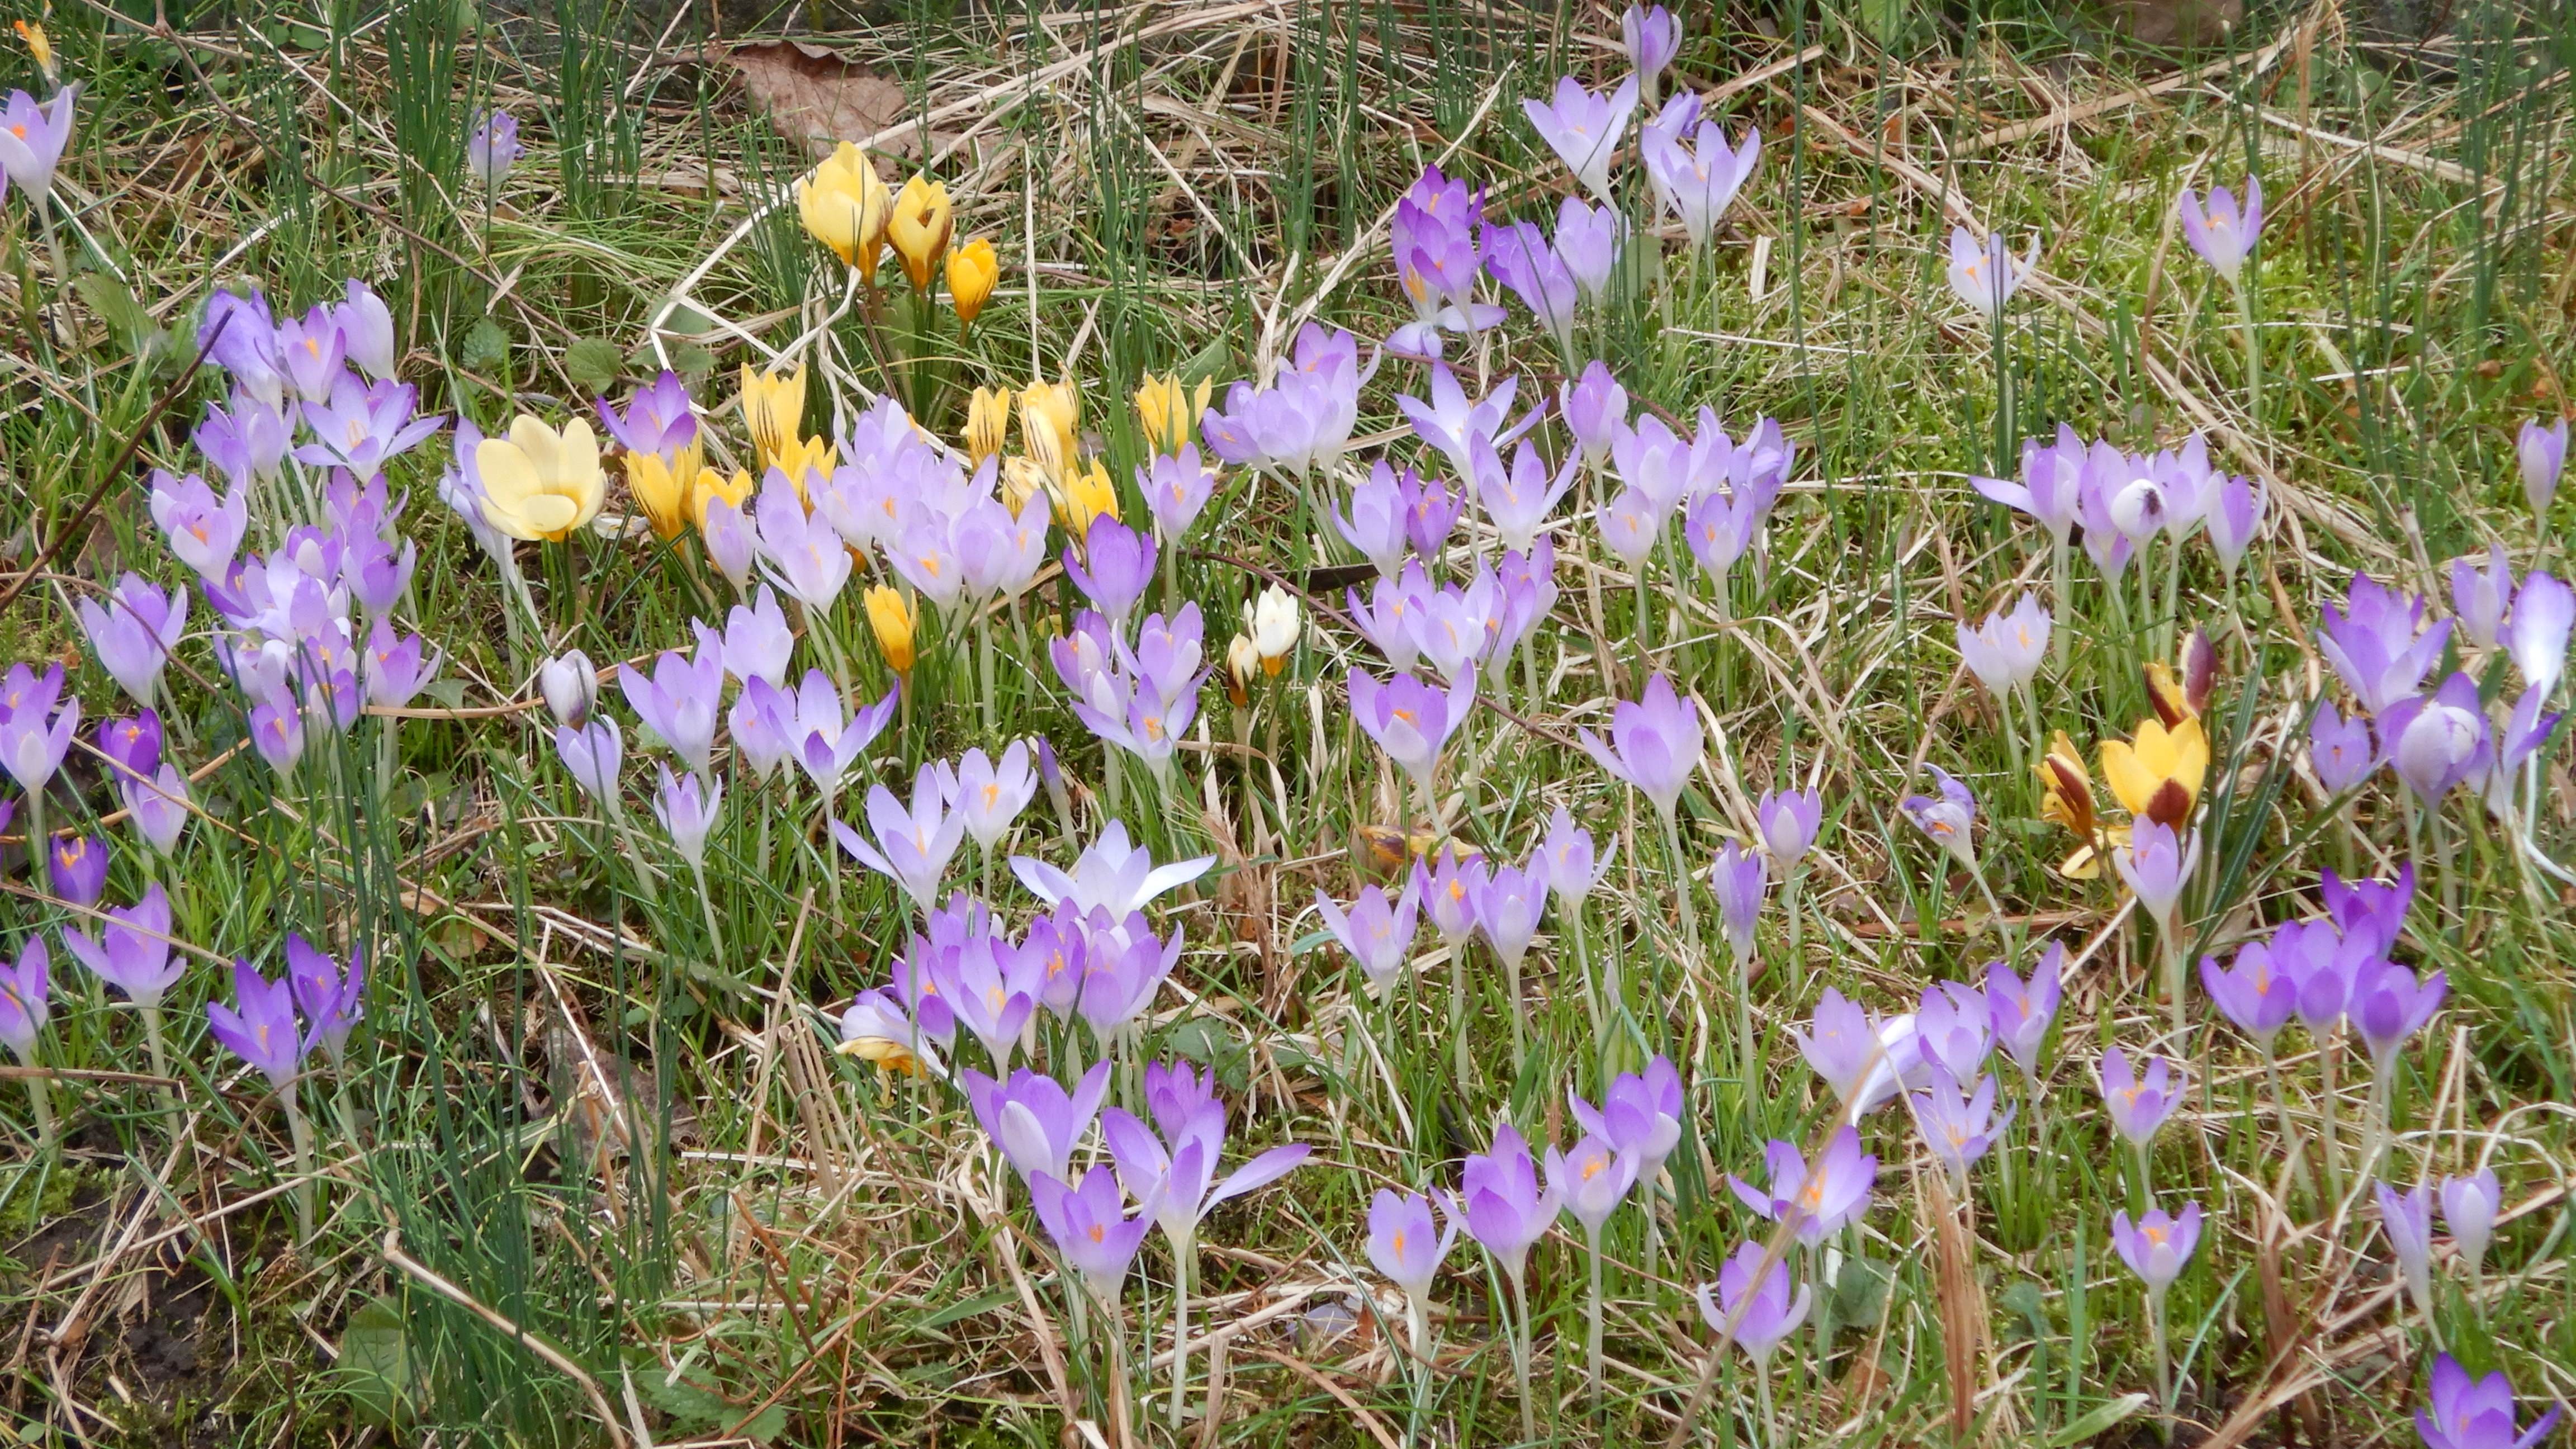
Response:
[702,495,756,589]
[778,669,897,798]
[1481,220,1580,359]
[2310,701,2381,793]
[2521,417,2569,517]
[1349,665,1477,801]
[553,718,622,803]
[2348,959,2445,1077]
[97,710,161,784]
[1945,228,2033,315]
[2452,546,2516,651]
[2417,1353,2561,1449]
[2113,820,2200,936]
[2270,918,2361,1034]
[1683,484,1765,582]
[2376,1180,2437,1315]
[2440,1169,2501,1279]
[1957,593,2050,695]
[61,885,183,1005]
[595,370,698,461]
[1578,672,1702,820]
[652,765,722,868]
[1072,907,1183,1038]
[618,627,726,776]
[78,574,188,707]
[0,86,77,198]
[1756,787,1822,868]
[963,1059,1113,1185]
[1030,1164,1161,1304]
[1364,1187,1460,1303]
[1644,116,1760,248]
[1556,195,1621,303]
[1399,466,1464,560]
[952,743,1038,854]
[1986,942,2063,1076]
[0,662,77,795]
[1101,1063,1308,1260]
[148,471,251,577]
[2381,673,2495,804]
[2319,573,2451,714]
[0,935,46,1062]
[1562,361,1628,468]
[1912,981,1992,1081]
[2200,942,2298,1052]
[285,933,364,1066]
[1331,460,1412,579]
[207,956,310,1090]
[273,305,348,400]
[2207,474,2266,575]
[2177,176,2263,284]
[1568,1055,1684,1185]
[1971,424,2089,546]
[1910,1066,2013,1187]
[719,586,794,689]
[1596,486,1660,567]
[2322,863,2416,956]
[294,376,445,477]
[1708,841,1765,968]
[2099,1046,2180,1149]
[1621,6,1682,92]
[1138,443,1219,546]
[1521,74,1640,201]
[466,108,522,191]
[834,762,967,911]
[1472,859,1550,974]
[1010,819,1214,915]
[2111,1202,2203,1291]
[749,471,850,609]
[1065,515,1157,627]
[47,834,108,907]
[1729,1126,1876,1244]
[1476,435,1578,554]
[1416,849,1488,951]
[331,279,397,381]
[1398,367,1538,489]
[1460,1120,1562,1280]
[1546,1131,1642,1237]
[1538,806,1614,905]
[1793,988,1912,1117]
[2509,571,2573,698]
[1317,882,1420,991]
[195,393,292,487]
[123,763,190,855]
[1900,765,1979,870]
[1696,1240,1812,1367]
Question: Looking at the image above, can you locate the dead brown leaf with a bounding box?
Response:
[725,40,921,160]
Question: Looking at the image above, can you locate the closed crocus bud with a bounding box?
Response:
[2517,416,2565,517]
[887,175,955,292]
[1247,585,1299,674]
[866,585,917,676]
[738,362,808,472]
[1021,379,1081,480]
[946,236,998,328]
[1134,372,1213,458]
[1224,634,1257,707]
[624,452,690,541]
[540,650,599,727]
[795,141,893,279]
[964,386,1011,467]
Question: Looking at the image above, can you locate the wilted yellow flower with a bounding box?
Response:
[832,1033,927,1078]
[866,585,917,676]
[1224,634,1258,707]
[691,467,755,532]
[476,416,607,542]
[946,237,998,329]
[795,141,892,281]
[998,456,1048,518]
[768,434,840,503]
[887,176,955,292]
[2100,716,2209,829]
[15,20,52,81]
[2036,730,2122,880]
[1134,373,1211,457]
[1020,380,1080,480]
[965,387,1011,467]
[1053,458,1119,538]
[739,362,807,471]
[624,453,691,541]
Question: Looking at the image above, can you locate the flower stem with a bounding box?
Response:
[2148,1282,2174,1437]
[23,1074,56,1160]
[283,1087,317,1244]
[1587,1224,1607,1410]
[1168,1246,1192,1427]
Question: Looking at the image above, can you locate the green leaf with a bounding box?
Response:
[416,678,468,709]
[2048,1393,2149,1446]
[461,317,511,373]
[1999,1280,2050,1343]
[1829,1255,1892,1327]
[670,343,718,380]
[336,1294,413,1428]
[75,276,170,360]
[565,338,626,395]
[915,1286,1016,1330]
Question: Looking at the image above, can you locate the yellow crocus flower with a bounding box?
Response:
[739,362,808,471]
[2100,716,2209,829]
[964,387,1011,468]
[887,176,955,293]
[998,456,1048,518]
[691,467,755,533]
[946,237,998,329]
[1020,379,1080,481]
[624,453,691,541]
[1134,372,1211,457]
[768,434,840,503]
[795,141,893,281]
[866,585,917,676]
[1053,458,1120,538]
[476,416,607,542]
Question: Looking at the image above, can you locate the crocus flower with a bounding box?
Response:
[1482,220,1580,359]
[618,628,726,776]
[1417,849,1488,951]
[2309,701,2380,793]
[596,369,698,465]
[1349,665,1478,801]
[2347,959,2445,1077]
[2521,417,2568,517]
[652,765,722,868]
[0,935,46,1062]
[781,669,899,798]
[2206,474,2266,575]
[714,586,794,689]
[1567,1055,1684,1185]
[2101,716,2209,828]
[466,108,522,190]
[97,711,160,785]
[1596,486,1661,567]
[1578,672,1702,820]
[1101,1062,1308,1259]
[0,662,77,795]
[1332,460,1413,579]
[1363,1187,1460,1304]
[1696,1241,1812,1366]
[1010,819,1215,915]
[2452,546,2516,651]
[1546,1132,1642,1237]
[836,986,945,1079]
[2177,176,2263,284]
[273,305,347,399]
[2200,942,2298,1052]
[2111,1202,2203,1291]
[0,85,75,199]
[963,1060,1114,1186]
[553,718,622,803]
[1986,943,2063,1076]
[702,496,756,589]
[1708,841,1764,968]
[953,743,1038,854]
[296,376,446,477]
[1947,228,2034,315]
[1521,74,1640,201]
[1140,443,1219,546]
[1756,787,1822,868]
[1065,515,1157,627]
[2322,863,2416,956]
[752,471,852,609]
[1556,195,1621,302]
[1030,1164,1161,1305]
[834,763,967,911]
[1476,435,1579,554]
[1538,806,1615,905]
[122,763,191,855]
[195,394,292,487]
[1473,860,1550,975]
[78,574,188,707]
[2509,571,2572,698]
[539,650,599,727]
[1957,593,2050,695]
[2113,820,2201,937]
[2376,1180,2437,1316]
[1620,5,1682,97]
[1462,1121,1562,1281]
[1793,988,1914,1117]
[1970,424,2089,545]
[1317,882,1420,991]
[207,957,309,1090]
[1729,1126,1876,1244]
[2382,673,2494,804]
[1644,115,1761,247]
[1562,362,1628,468]
[2099,1046,2180,1149]
[1900,765,1979,870]
[285,933,364,1066]
[2439,1169,2500,1280]
[48,835,107,907]
[1910,1066,2013,1187]
[2416,1353,2561,1449]
[2318,573,2450,714]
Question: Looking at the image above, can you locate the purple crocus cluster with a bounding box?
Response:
[1972,425,2265,583]
[1201,323,1375,481]
[2200,864,2445,1088]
